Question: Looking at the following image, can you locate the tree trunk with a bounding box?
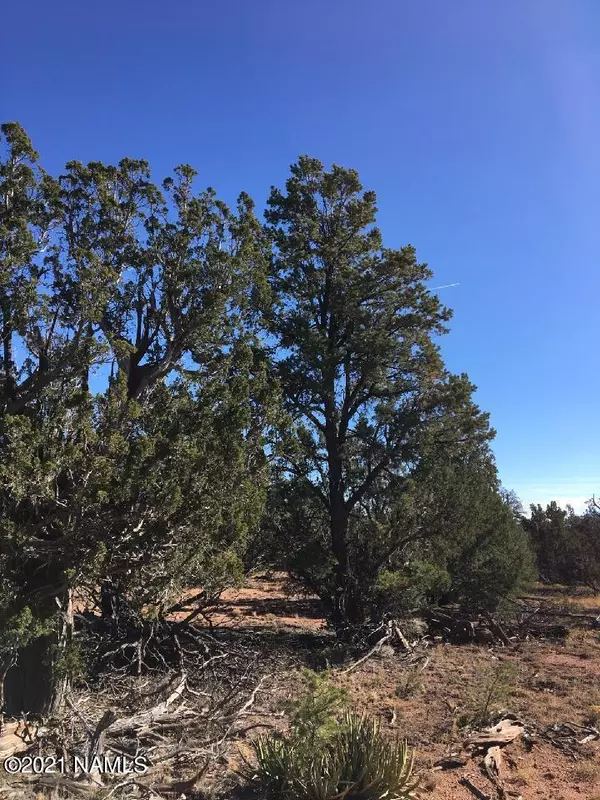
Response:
[2,584,72,718]
[4,636,56,717]
[330,510,365,630]
[1,310,15,401]
[326,415,366,630]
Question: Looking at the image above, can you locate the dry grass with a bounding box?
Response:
[572,761,600,784]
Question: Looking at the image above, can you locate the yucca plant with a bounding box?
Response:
[246,711,418,799]
[326,712,417,798]
[250,735,302,794]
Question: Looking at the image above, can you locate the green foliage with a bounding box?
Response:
[247,668,416,799]
[376,564,451,614]
[267,435,535,618]
[569,506,600,591]
[523,502,574,584]
[263,155,525,627]
[249,711,417,800]
[0,121,548,716]
[458,661,519,729]
[523,499,600,591]
[284,669,348,745]
[54,641,87,682]
[446,494,536,611]
[0,122,277,713]
[0,606,52,656]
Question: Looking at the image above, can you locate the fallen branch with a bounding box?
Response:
[459,776,492,799]
[482,746,506,799]
[391,621,411,651]
[515,602,600,620]
[215,675,270,745]
[158,672,187,712]
[237,675,270,716]
[340,632,391,675]
[89,709,118,758]
[418,655,430,673]
[432,755,466,770]
[65,696,93,736]
[164,590,207,616]
[108,674,188,736]
[538,721,599,754]
[20,775,92,797]
[485,616,513,648]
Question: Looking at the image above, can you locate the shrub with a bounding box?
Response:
[447,501,536,612]
[458,661,519,728]
[375,563,451,614]
[245,669,417,798]
[284,668,348,746]
[249,711,418,799]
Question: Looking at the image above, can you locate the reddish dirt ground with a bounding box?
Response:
[51,576,600,798]
[189,575,600,800]
[173,573,327,631]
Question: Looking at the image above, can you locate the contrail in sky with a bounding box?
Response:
[430,282,460,290]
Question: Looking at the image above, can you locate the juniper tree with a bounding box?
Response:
[0,124,275,715]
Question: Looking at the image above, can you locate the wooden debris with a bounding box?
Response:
[483,746,507,799]
[483,746,503,779]
[538,721,600,754]
[340,632,392,674]
[89,709,118,757]
[0,721,30,759]
[460,775,492,799]
[432,755,467,770]
[235,674,269,716]
[465,718,524,749]
[517,600,600,620]
[108,673,188,736]
[486,616,513,648]
[83,709,119,786]
[391,620,412,651]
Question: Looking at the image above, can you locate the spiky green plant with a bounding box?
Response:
[247,711,418,799]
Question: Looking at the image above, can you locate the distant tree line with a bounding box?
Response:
[523,499,600,592]
[0,122,546,717]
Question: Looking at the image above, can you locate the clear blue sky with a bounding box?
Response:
[3,0,599,512]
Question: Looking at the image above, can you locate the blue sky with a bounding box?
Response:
[3,0,599,512]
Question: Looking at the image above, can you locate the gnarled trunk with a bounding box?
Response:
[3,584,73,718]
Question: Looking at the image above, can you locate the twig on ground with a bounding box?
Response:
[65,695,93,736]
[340,632,392,675]
[460,776,492,799]
[215,675,271,746]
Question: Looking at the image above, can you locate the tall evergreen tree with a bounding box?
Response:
[264,156,501,626]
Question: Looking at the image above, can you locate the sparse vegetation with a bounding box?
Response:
[395,667,424,700]
[248,710,417,800]
[458,660,519,729]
